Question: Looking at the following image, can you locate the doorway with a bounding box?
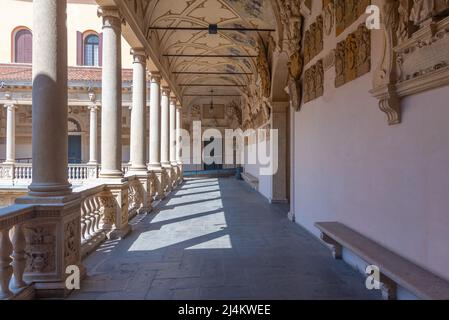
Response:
[68,135,82,164]
[203,137,223,171]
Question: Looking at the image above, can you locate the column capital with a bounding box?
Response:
[97,6,123,27]
[131,48,147,63]
[169,96,178,105]
[161,87,171,97]
[88,105,100,112]
[149,72,161,84]
[176,102,182,109]
[4,103,17,111]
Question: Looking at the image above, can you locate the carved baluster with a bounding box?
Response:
[83,200,92,240]
[0,228,13,299]
[11,225,26,289]
[87,197,96,236]
[80,203,88,242]
[93,197,102,231]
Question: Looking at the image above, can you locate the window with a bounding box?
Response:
[83,34,99,66]
[14,28,32,64]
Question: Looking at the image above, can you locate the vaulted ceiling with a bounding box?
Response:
[120,0,277,106]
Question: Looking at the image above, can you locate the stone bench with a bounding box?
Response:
[241,172,259,190]
[315,221,449,300]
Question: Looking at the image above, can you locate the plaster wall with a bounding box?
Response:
[0,0,133,68]
[294,0,449,282]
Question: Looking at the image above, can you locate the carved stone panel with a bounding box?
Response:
[304,15,324,65]
[304,59,324,103]
[335,24,371,87]
[24,224,56,274]
[345,33,358,82]
[356,24,371,77]
[336,0,371,36]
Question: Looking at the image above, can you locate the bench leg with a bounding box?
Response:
[380,274,397,300]
[320,233,342,259]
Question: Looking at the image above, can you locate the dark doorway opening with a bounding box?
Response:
[68,135,82,164]
[203,137,223,171]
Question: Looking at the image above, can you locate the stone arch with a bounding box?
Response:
[270,50,290,102]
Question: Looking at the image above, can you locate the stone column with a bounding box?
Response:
[128,49,152,213]
[4,104,17,164]
[97,6,130,239]
[160,87,170,167]
[129,48,147,174]
[148,73,166,199]
[160,87,172,192]
[14,0,83,298]
[169,97,177,166]
[28,0,71,197]
[98,7,123,179]
[148,73,161,169]
[169,97,178,185]
[175,103,183,184]
[87,105,99,164]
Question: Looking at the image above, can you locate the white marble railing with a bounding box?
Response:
[0,174,152,299]
[0,205,35,299]
[0,163,133,185]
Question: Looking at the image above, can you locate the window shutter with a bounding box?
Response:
[99,33,103,67]
[76,31,83,65]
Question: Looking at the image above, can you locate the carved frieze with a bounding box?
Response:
[371,0,449,125]
[304,14,324,65]
[335,24,371,88]
[335,0,371,36]
[323,0,335,36]
[64,218,80,267]
[24,224,56,273]
[304,59,324,103]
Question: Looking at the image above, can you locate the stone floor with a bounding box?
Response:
[70,177,381,300]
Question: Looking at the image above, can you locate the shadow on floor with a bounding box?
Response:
[69,177,381,300]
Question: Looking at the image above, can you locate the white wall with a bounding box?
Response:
[293,0,449,282]
[244,141,272,200]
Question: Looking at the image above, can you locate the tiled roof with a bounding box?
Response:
[0,63,135,83]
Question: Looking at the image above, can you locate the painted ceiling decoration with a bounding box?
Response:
[123,0,276,96]
[121,0,303,129]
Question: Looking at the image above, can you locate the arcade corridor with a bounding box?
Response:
[70,177,380,300]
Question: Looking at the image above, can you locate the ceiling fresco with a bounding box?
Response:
[123,0,277,104]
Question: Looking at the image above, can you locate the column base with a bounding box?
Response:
[106,224,132,240]
[162,164,173,193]
[148,166,167,200]
[27,182,73,198]
[128,172,153,213]
[14,193,85,299]
[99,169,124,179]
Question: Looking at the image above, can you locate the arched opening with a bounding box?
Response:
[13,28,32,64]
[83,34,100,66]
[68,118,82,164]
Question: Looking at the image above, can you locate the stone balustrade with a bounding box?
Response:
[0,205,35,299]
[0,173,156,300]
[0,163,134,185]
